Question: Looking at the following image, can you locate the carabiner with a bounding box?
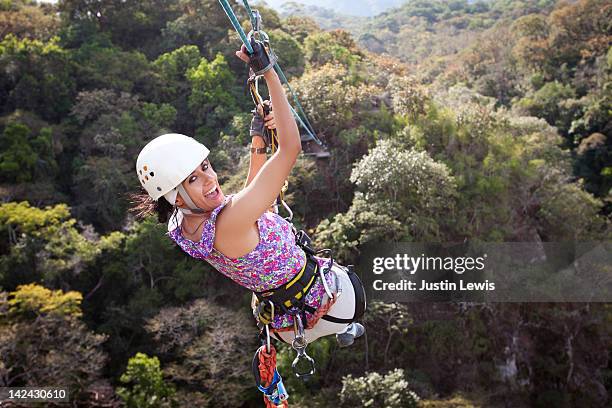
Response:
[252,9,263,33]
[291,348,316,379]
[280,198,294,221]
[290,314,316,379]
[247,27,271,49]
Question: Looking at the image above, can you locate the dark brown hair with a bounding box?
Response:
[129,189,176,224]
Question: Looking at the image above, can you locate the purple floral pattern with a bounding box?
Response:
[168,194,334,329]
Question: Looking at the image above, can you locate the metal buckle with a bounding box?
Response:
[291,314,315,379]
[252,9,262,33]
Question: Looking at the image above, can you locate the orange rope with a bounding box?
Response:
[258,344,289,408]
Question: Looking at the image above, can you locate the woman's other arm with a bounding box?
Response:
[244,105,276,189]
[244,135,267,189]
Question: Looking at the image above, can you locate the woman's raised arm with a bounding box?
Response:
[218,46,301,233]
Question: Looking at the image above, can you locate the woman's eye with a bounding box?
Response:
[189,176,197,183]
[202,164,208,171]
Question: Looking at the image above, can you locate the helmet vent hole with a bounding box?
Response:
[150,172,155,177]
[157,187,162,191]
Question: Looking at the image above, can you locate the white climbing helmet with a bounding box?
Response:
[136,133,210,205]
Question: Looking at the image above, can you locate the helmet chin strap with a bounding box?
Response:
[176,184,206,215]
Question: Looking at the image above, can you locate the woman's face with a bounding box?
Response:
[176,159,225,211]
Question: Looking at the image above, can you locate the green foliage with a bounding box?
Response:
[574,132,612,197]
[291,63,366,134]
[340,368,420,408]
[344,0,545,67]
[72,39,154,93]
[58,0,181,55]
[122,219,203,296]
[187,53,236,110]
[535,168,606,239]
[0,122,57,183]
[388,76,429,121]
[0,123,36,182]
[516,81,578,136]
[275,337,335,400]
[0,1,609,407]
[283,157,332,225]
[315,192,408,263]
[404,87,605,240]
[7,283,82,318]
[269,28,305,77]
[282,16,321,43]
[141,102,177,131]
[304,31,360,68]
[0,201,101,288]
[157,0,231,57]
[69,89,175,230]
[362,301,414,366]
[418,394,483,407]
[154,45,201,81]
[187,53,239,142]
[0,201,70,236]
[153,45,202,100]
[0,34,75,120]
[350,138,457,240]
[73,155,132,229]
[117,352,177,408]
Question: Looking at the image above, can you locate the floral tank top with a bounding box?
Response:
[168,194,334,329]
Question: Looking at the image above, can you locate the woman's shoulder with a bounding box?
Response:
[168,194,234,244]
[208,194,234,224]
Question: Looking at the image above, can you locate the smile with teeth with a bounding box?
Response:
[204,185,218,198]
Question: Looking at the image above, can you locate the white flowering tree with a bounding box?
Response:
[340,368,419,408]
[350,139,457,239]
[315,139,457,262]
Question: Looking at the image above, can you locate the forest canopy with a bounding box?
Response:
[0,0,610,406]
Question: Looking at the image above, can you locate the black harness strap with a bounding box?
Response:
[304,265,366,324]
[254,231,367,328]
[254,251,319,312]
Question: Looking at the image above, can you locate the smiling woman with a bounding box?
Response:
[129,42,366,351]
[133,133,225,241]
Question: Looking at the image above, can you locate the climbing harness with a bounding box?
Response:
[254,254,318,315]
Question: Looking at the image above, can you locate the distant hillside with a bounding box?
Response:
[353,0,558,63]
[262,0,407,17]
[275,2,363,30]
[274,0,559,66]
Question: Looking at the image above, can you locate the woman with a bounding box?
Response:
[133,42,365,345]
